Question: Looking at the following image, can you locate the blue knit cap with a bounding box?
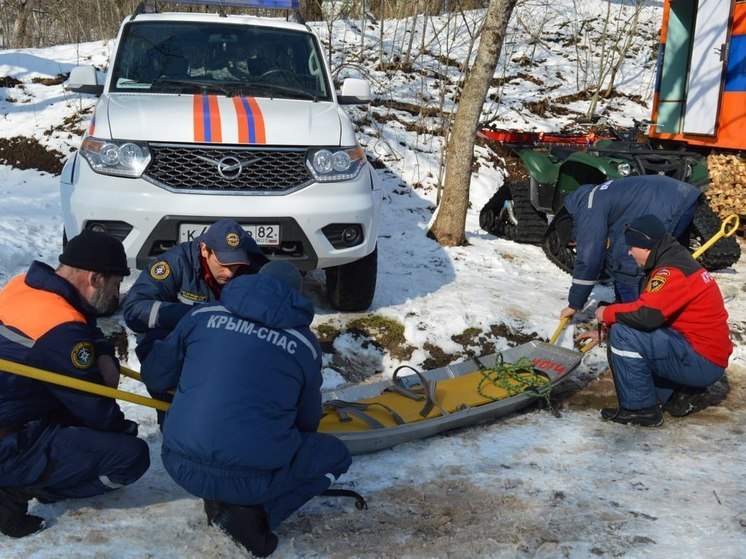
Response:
[259,261,302,292]
[624,214,667,249]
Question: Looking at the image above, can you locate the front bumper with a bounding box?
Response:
[60,153,382,271]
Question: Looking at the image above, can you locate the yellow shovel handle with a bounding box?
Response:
[548,316,570,345]
[692,213,740,259]
[120,366,142,382]
[0,358,170,411]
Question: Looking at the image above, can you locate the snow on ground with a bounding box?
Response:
[0,1,745,557]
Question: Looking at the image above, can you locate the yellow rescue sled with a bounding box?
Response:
[319,340,582,455]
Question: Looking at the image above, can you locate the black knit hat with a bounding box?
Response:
[624,214,667,249]
[59,229,130,276]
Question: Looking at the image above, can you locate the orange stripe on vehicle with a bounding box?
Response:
[193,95,206,142]
[207,95,222,142]
[232,96,250,144]
[232,97,266,144]
[246,97,266,144]
[193,95,223,143]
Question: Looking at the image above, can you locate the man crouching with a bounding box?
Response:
[141,261,351,557]
[0,230,149,538]
[581,214,732,426]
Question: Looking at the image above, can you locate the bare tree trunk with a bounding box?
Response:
[299,0,323,22]
[429,0,518,246]
[11,0,38,48]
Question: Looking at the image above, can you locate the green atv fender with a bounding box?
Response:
[516,149,560,185]
[556,151,622,194]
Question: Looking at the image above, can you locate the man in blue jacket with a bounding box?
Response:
[123,219,268,362]
[0,230,149,538]
[558,175,701,321]
[141,261,351,558]
[124,219,268,426]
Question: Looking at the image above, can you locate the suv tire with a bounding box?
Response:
[325,246,377,311]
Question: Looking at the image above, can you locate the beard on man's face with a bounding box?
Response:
[87,287,120,317]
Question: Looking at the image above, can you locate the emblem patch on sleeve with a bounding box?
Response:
[225,232,240,247]
[71,341,95,369]
[150,261,171,280]
[646,268,670,293]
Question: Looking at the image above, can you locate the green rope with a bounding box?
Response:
[475,355,552,402]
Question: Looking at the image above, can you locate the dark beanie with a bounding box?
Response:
[59,229,130,276]
[259,260,302,292]
[624,214,667,249]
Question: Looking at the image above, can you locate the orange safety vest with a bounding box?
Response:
[0,274,87,341]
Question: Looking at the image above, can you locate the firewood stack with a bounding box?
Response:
[706,153,746,227]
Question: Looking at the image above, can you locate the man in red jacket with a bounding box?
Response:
[587,214,732,426]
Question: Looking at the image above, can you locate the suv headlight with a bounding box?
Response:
[307,146,366,182]
[80,137,151,177]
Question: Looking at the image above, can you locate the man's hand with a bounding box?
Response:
[560,307,576,320]
[595,306,606,323]
[575,329,598,345]
[575,328,600,351]
[97,354,121,388]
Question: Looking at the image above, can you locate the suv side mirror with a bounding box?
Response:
[66,65,104,96]
[338,78,371,105]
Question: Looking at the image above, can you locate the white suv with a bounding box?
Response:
[60,1,382,311]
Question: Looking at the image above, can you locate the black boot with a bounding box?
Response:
[664,376,731,417]
[203,499,222,524]
[0,487,46,538]
[600,405,663,427]
[205,500,278,557]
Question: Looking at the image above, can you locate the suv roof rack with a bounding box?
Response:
[132,0,300,19]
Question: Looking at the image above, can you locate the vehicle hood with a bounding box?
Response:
[89,93,351,146]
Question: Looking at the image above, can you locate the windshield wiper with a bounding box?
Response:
[229,82,319,101]
[150,79,230,95]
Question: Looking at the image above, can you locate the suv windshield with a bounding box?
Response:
[110,21,332,101]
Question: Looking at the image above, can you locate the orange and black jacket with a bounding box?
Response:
[601,235,732,368]
[0,261,127,431]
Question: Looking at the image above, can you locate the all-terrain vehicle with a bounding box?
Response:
[478,121,741,273]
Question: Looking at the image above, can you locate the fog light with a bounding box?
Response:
[87,222,108,234]
[342,226,362,246]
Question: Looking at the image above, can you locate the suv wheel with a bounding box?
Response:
[325,246,377,311]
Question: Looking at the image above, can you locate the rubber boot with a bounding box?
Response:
[205,500,278,557]
[0,487,46,538]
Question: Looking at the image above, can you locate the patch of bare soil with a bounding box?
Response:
[0,136,64,174]
[283,474,657,558]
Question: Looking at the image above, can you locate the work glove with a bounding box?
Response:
[121,419,139,437]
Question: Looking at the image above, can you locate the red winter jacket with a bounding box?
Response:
[601,235,732,368]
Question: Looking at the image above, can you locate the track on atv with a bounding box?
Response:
[480,185,741,273]
[479,182,546,244]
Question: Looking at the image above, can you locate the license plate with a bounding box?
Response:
[179,223,280,246]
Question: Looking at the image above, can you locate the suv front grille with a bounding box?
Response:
[144,143,314,193]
